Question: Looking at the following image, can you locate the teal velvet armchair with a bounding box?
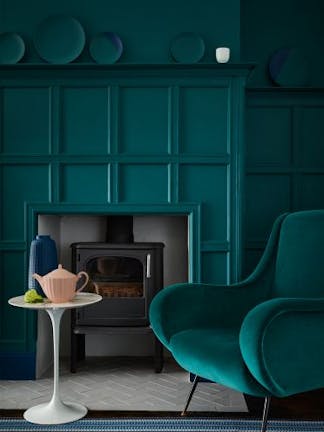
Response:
[149,210,324,431]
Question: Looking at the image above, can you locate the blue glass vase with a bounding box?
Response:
[28,235,58,297]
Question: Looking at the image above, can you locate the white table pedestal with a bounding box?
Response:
[9,293,102,425]
[24,308,87,424]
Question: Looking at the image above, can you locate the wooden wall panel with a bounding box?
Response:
[244,90,324,277]
[119,87,170,155]
[1,165,50,241]
[180,87,229,155]
[60,164,109,203]
[201,252,228,284]
[0,251,26,349]
[246,107,292,165]
[246,174,291,241]
[60,87,110,155]
[2,87,51,155]
[299,108,324,167]
[118,164,169,203]
[179,164,228,242]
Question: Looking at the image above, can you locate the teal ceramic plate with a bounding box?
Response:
[34,15,85,64]
[90,32,123,64]
[0,32,25,64]
[170,32,205,63]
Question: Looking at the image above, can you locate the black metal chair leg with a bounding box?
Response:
[181,375,200,416]
[261,396,271,432]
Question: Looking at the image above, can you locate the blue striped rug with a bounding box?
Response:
[0,418,324,432]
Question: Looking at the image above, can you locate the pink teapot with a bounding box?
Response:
[33,264,89,303]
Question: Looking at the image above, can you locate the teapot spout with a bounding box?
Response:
[32,273,43,286]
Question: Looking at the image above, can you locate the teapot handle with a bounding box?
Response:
[76,271,89,292]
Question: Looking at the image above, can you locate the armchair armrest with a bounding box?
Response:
[149,281,268,347]
[240,298,324,397]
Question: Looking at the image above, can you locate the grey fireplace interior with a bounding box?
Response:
[36,214,188,378]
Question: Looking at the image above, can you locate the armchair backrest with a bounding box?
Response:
[272,210,324,298]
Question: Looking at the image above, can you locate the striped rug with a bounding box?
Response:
[1,418,324,432]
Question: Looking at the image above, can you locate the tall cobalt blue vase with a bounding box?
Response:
[28,235,58,297]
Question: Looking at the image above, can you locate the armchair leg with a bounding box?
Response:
[261,396,271,432]
[181,375,199,416]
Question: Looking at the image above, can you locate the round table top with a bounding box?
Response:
[8,292,102,310]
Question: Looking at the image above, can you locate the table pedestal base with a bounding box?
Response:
[23,400,87,424]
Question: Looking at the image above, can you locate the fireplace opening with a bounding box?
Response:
[35,214,188,379]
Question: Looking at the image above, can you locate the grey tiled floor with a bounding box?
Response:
[0,357,247,412]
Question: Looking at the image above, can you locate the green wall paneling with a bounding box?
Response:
[1,165,50,241]
[246,174,291,241]
[0,250,27,350]
[201,251,229,285]
[179,86,230,155]
[299,108,324,168]
[2,87,51,155]
[0,248,37,379]
[118,164,170,203]
[179,164,229,243]
[244,89,324,276]
[246,107,292,166]
[119,87,170,155]
[299,175,324,210]
[60,164,110,203]
[60,87,110,155]
[0,64,251,378]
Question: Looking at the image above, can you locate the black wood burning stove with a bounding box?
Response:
[70,216,164,373]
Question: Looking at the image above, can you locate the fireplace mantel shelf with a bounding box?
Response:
[0,62,255,78]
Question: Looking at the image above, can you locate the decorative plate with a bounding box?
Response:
[34,15,85,64]
[269,47,310,86]
[89,32,123,64]
[170,32,205,63]
[0,32,25,64]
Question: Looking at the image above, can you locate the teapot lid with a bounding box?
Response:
[44,264,76,279]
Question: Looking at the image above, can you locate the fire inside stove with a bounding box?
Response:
[85,256,144,298]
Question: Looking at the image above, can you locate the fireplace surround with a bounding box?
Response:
[0,64,251,379]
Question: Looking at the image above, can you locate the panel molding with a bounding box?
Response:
[245,89,324,276]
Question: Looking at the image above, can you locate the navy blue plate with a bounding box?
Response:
[89,32,123,64]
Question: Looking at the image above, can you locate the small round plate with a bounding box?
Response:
[89,32,123,64]
[269,47,310,86]
[170,32,205,63]
[0,32,25,64]
[34,15,85,64]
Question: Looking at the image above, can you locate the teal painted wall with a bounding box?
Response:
[0,0,240,63]
[244,89,324,276]
[241,0,324,87]
[242,1,324,275]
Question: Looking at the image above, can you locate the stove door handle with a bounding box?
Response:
[146,253,151,278]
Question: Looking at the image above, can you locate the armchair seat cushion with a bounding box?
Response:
[170,328,269,397]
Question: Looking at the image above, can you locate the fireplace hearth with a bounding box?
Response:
[70,240,164,373]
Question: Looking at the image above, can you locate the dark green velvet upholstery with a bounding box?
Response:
[149,210,324,398]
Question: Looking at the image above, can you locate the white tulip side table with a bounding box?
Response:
[8,292,102,424]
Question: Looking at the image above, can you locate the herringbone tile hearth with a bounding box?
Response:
[0,357,247,412]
